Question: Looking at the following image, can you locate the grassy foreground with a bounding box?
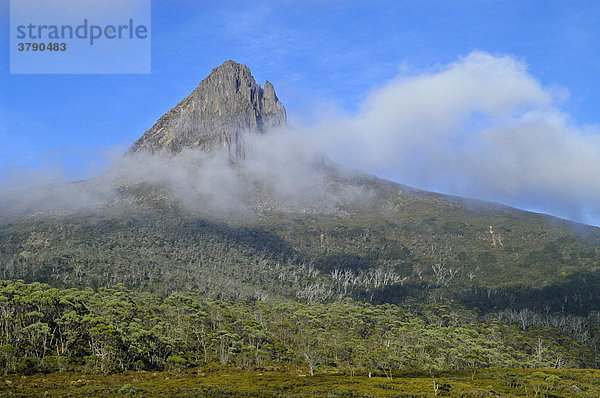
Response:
[1,367,599,397]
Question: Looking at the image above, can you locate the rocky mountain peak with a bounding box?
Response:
[128,60,287,156]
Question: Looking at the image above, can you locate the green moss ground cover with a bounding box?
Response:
[2,367,599,397]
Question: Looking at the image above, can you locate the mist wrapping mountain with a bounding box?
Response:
[1,61,600,315]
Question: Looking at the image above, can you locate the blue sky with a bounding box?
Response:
[1,0,600,224]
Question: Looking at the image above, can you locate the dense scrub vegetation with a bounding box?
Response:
[1,280,599,377]
[1,200,600,314]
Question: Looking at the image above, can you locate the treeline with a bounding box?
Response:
[0,280,598,376]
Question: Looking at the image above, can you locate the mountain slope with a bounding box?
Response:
[0,61,599,316]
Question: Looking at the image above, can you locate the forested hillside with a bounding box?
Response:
[2,180,599,315]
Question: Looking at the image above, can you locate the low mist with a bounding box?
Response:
[0,127,370,218]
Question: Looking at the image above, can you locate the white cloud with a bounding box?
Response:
[304,52,600,225]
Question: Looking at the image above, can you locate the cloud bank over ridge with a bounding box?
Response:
[305,52,600,225]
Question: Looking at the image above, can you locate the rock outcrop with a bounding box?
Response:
[128,60,287,157]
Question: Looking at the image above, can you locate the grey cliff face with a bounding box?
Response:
[128,60,287,156]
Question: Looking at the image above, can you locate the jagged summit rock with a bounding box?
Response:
[128,60,287,156]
